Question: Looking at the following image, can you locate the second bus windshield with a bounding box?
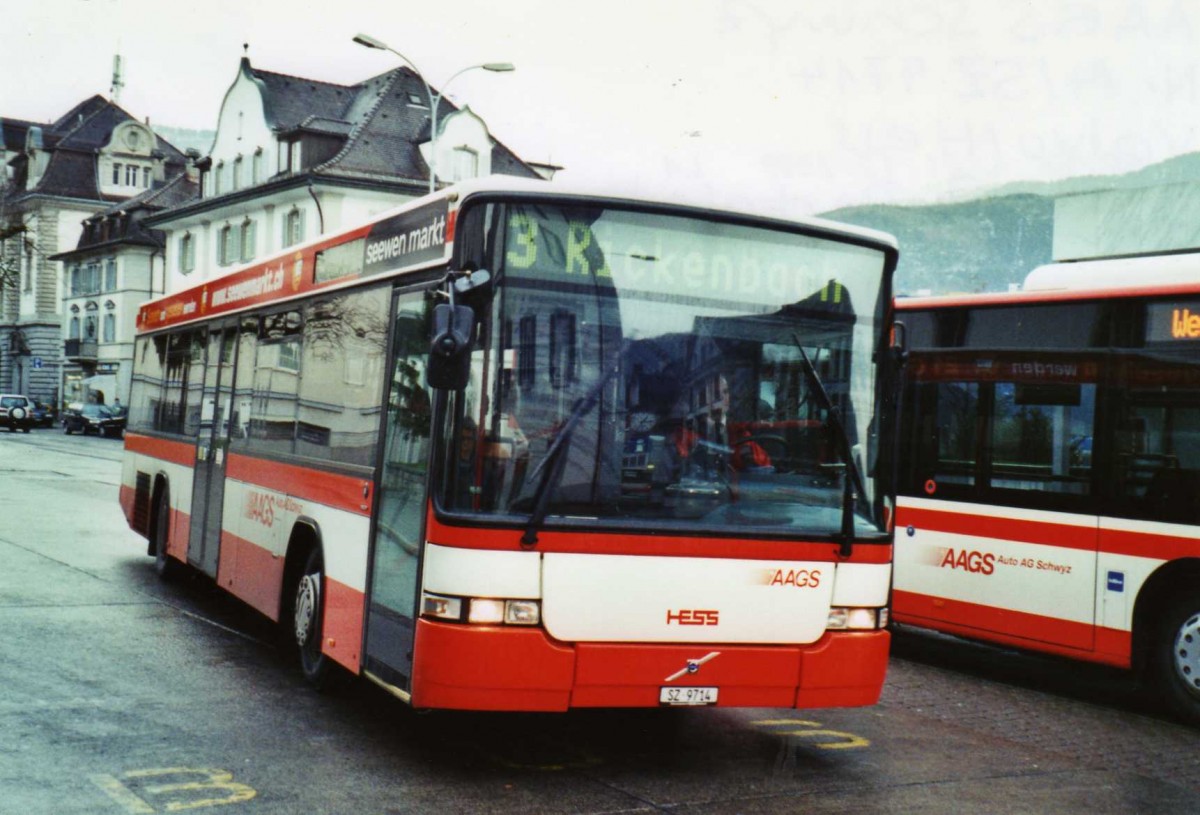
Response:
[440,202,890,538]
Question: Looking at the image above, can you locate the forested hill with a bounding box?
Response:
[821,149,1200,296]
[822,194,1055,296]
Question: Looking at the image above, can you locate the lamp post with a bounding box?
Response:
[353,33,514,194]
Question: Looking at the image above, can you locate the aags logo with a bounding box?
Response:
[765,568,821,588]
[938,547,995,575]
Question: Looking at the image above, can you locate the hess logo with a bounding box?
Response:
[666,609,720,626]
[939,547,996,575]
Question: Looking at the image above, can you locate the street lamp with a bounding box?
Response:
[353,33,514,194]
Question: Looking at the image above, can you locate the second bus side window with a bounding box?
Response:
[989,380,1095,496]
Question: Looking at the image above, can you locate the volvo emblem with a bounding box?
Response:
[664,651,721,682]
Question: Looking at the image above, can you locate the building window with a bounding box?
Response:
[277,142,289,174]
[85,315,97,339]
[179,233,195,273]
[103,313,116,343]
[239,219,256,263]
[104,258,117,291]
[284,208,305,247]
[252,149,262,184]
[125,165,139,186]
[218,225,234,266]
[450,147,478,182]
[23,247,33,292]
[112,163,122,185]
[69,317,80,340]
[143,167,152,187]
[214,162,224,196]
[289,141,302,173]
[80,262,101,295]
[233,156,243,191]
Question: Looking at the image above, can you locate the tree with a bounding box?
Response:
[0,175,33,302]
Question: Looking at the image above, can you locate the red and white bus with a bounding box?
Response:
[120,177,899,712]
[894,254,1200,723]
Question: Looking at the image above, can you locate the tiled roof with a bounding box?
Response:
[244,58,540,185]
[54,173,201,258]
[4,95,189,204]
[248,62,354,130]
[1,117,39,152]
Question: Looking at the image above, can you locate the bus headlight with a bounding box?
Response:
[422,592,541,626]
[827,607,887,630]
[422,593,463,620]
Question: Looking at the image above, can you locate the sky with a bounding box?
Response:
[5,0,1200,215]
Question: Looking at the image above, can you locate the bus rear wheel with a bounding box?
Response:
[292,548,340,690]
[1153,595,1200,726]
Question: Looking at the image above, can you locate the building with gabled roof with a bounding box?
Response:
[50,172,199,408]
[1,96,190,404]
[147,56,545,294]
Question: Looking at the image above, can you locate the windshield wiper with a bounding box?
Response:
[519,361,620,547]
[792,334,864,556]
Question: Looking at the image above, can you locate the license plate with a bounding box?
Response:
[659,686,718,706]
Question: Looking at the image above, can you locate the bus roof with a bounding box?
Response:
[136,176,899,334]
[897,252,1200,311]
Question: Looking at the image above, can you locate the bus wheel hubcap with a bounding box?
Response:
[1174,613,1200,693]
[295,575,319,647]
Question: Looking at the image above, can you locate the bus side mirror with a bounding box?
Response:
[427,303,475,390]
[891,320,909,365]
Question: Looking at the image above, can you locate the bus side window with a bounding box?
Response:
[1117,405,1200,524]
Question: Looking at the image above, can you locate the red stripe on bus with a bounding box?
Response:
[1100,527,1200,559]
[901,503,1200,561]
[124,432,196,467]
[892,589,1132,668]
[897,505,1097,551]
[425,511,891,563]
[897,280,1200,311]
[225,453,372,516]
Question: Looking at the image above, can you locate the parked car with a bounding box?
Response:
[0,394,36,432]
[31,402,55,428]
[62,403,126,438]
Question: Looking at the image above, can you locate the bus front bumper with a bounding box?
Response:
[410,619,889,711]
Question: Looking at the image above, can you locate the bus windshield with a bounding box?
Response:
[439,202,891,539]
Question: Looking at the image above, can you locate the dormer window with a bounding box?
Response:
[214,162,224,195]
[125,165,139,186]
[112,163,122,185]
[407,92,427,106]
[450,146,479,182]
[233,155,243,191]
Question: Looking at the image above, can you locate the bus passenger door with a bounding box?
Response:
[188,324,238,577]
[363,289,434,693]
[896,371,1100,652]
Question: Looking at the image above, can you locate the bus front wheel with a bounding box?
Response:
[1154,595,1200,725]
[292,548,340,690]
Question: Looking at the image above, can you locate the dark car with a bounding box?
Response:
[31,402,55,428]
[63,403,126,438]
